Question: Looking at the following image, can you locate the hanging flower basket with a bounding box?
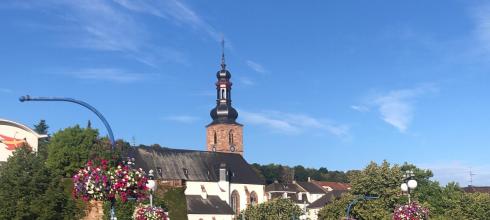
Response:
[72,160,111,201]
[133,204,169,220]
[108,165,149,202]
[73,160,149,202]
[393,202,429,220]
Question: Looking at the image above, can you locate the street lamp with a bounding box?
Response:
[146,170,157,207]
[401,170,417,203]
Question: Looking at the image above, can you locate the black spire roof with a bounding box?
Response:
[208,41,241,126]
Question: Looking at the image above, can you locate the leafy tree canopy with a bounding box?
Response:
[241,198,303,220]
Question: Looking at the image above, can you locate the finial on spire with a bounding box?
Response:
[221,36,226,70]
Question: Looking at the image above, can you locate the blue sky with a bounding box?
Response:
[1,0,490,186]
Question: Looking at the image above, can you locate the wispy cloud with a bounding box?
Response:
[355,84,437,133]
[163,115,199,124]
[351,105,369,113]
[246,60,267,74]
[420,161,490,186]
[113,0,221,41]
[66,68,147,83]
[7,0,188,66]
[473,3,490,54]
[239,77,256,86]
[0,88,13,93]
[240,110,349,137]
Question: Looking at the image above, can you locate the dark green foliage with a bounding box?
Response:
[157,187,187,220]
[251,163,349,184]
[103,199,137,220]
[34,120,50,160]
[0,146,86,219]
[240,198,303,220]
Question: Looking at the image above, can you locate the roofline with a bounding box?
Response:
[0,118,48,138]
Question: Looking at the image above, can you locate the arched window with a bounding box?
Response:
[213,131,217,144]
[231,190,240,216]
[228,130,234,144]
[249,191,258,206]
[221,88,226,99]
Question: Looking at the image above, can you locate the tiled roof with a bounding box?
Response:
[297,181,327,194]
[313,181,351,191]
[265,182,306,193]
[186,195,235,215]
[130,146,265,185]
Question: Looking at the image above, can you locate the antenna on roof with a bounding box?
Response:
[469,168,476,186]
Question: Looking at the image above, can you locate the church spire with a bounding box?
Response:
[208,41,240,126]
[221,37,226,70]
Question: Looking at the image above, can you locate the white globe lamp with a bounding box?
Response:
[407,179,418,190]
[400,183,408,192]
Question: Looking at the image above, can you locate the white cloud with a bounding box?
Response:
[113,0,221,41]
[163,115,199,124]
[240,110,349,137]
[67,68,147,83]
[351,105,369,113]
[0,88,13,93]
[420,161,490,186]
[7,0,187,66]
[363,84,437,133]
[246,60,267,74]
[239,77,255,86]
[474,3,490,53]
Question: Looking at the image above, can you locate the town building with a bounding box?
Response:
[265,179,349,220]
[0,118,47,162]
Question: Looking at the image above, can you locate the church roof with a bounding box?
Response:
[129,146,265,185]
[186,195,235,215]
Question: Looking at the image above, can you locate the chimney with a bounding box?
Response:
[308,177,311,182]
[219,163,227,182]
[200,185,208,199]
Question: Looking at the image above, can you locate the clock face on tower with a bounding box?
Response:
[230,145,235,152]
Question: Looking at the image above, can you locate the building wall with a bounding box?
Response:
[185,181,266,213]
[187,214,234,220]
[229,183,266,212]
[206,124,243,155]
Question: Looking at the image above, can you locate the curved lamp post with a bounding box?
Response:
[401,170,417,203]
[345,195,379,219]
[19,95,117,220]
[19,95,115,148]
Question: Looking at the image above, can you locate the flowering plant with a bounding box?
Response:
[133,204,168,220]
[73,159,149,202]
[108,165,148,202]
[393,202,429,220]
[72,160,110,201]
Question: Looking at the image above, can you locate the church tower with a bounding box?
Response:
[206,42,243,155]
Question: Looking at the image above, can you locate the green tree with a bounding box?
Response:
[34,120,50,160]
[0,146,85,219]
[241,198,303,220]
[46,125,103,176]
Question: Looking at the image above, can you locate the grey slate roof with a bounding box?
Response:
[307,190,347,209]
[130,146,265,185]
[297,181,327,194]
[265,182,306,193]
[186,195,235,215]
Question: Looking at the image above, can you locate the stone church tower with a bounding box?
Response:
[206,48,243,155]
